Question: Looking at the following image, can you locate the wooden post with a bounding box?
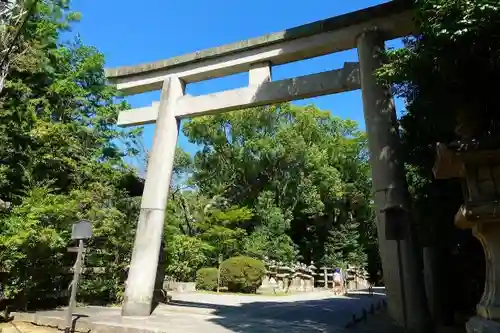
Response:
[65,239,84,333]
[217,254,222,293]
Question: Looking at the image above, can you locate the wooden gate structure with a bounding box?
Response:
[105,1,431,331]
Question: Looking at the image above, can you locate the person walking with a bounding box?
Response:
[333,268,343,295]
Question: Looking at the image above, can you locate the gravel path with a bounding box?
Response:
[159,289,388,332]
[12,289,391,333]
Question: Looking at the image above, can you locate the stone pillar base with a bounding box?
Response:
[467,316,500,333]
[121,300,152,317]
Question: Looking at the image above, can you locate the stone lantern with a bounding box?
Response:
[434,141,500,332]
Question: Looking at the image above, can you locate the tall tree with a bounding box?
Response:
[0,0,143,307]
[182,103,375,268]
[0,0,31,92]
[323,216,367,270]
[243,191,297,262]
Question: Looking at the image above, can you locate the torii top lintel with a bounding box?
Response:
[104,0,414,96]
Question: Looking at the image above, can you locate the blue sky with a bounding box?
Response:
[69,0,404,171]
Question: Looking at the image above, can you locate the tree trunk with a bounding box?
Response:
[0,59,9,94]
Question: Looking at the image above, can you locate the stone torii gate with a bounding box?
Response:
[105,1,430,331]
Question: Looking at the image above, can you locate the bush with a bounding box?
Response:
[195,268,219,291]
[220,256,265,293]
[166,235,212,282]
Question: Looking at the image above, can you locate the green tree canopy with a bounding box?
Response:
[181,103,376,268]
[0,0,143,307]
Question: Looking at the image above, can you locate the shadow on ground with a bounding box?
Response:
[11,290,391,333]
[166,291,387,332]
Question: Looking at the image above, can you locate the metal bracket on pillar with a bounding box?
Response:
[382,204,409,241]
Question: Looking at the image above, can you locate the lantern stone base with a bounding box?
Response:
[466,316,500,333]
[434,144,500,333]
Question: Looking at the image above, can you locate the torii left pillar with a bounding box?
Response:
[122,76,184,316]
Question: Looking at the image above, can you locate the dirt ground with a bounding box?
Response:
[0,322,58,333]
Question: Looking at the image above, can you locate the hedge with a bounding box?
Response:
[195,267,219,291]
[220,256,265,293]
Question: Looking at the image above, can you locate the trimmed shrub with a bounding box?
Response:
[195,268,219,291]
[220,256,265,293]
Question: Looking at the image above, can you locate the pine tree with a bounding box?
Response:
[323,213,367,269]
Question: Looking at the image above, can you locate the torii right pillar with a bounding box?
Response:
[357,29,433,333]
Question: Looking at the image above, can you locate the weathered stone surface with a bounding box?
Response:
[104,1,412,81]
[14,310,92,332]
[357,30,432,333]
[164,281,196,293]
[122,77,183,317]
[434,145,500,331]
[116,62,361,127]
[467,316,500,333]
